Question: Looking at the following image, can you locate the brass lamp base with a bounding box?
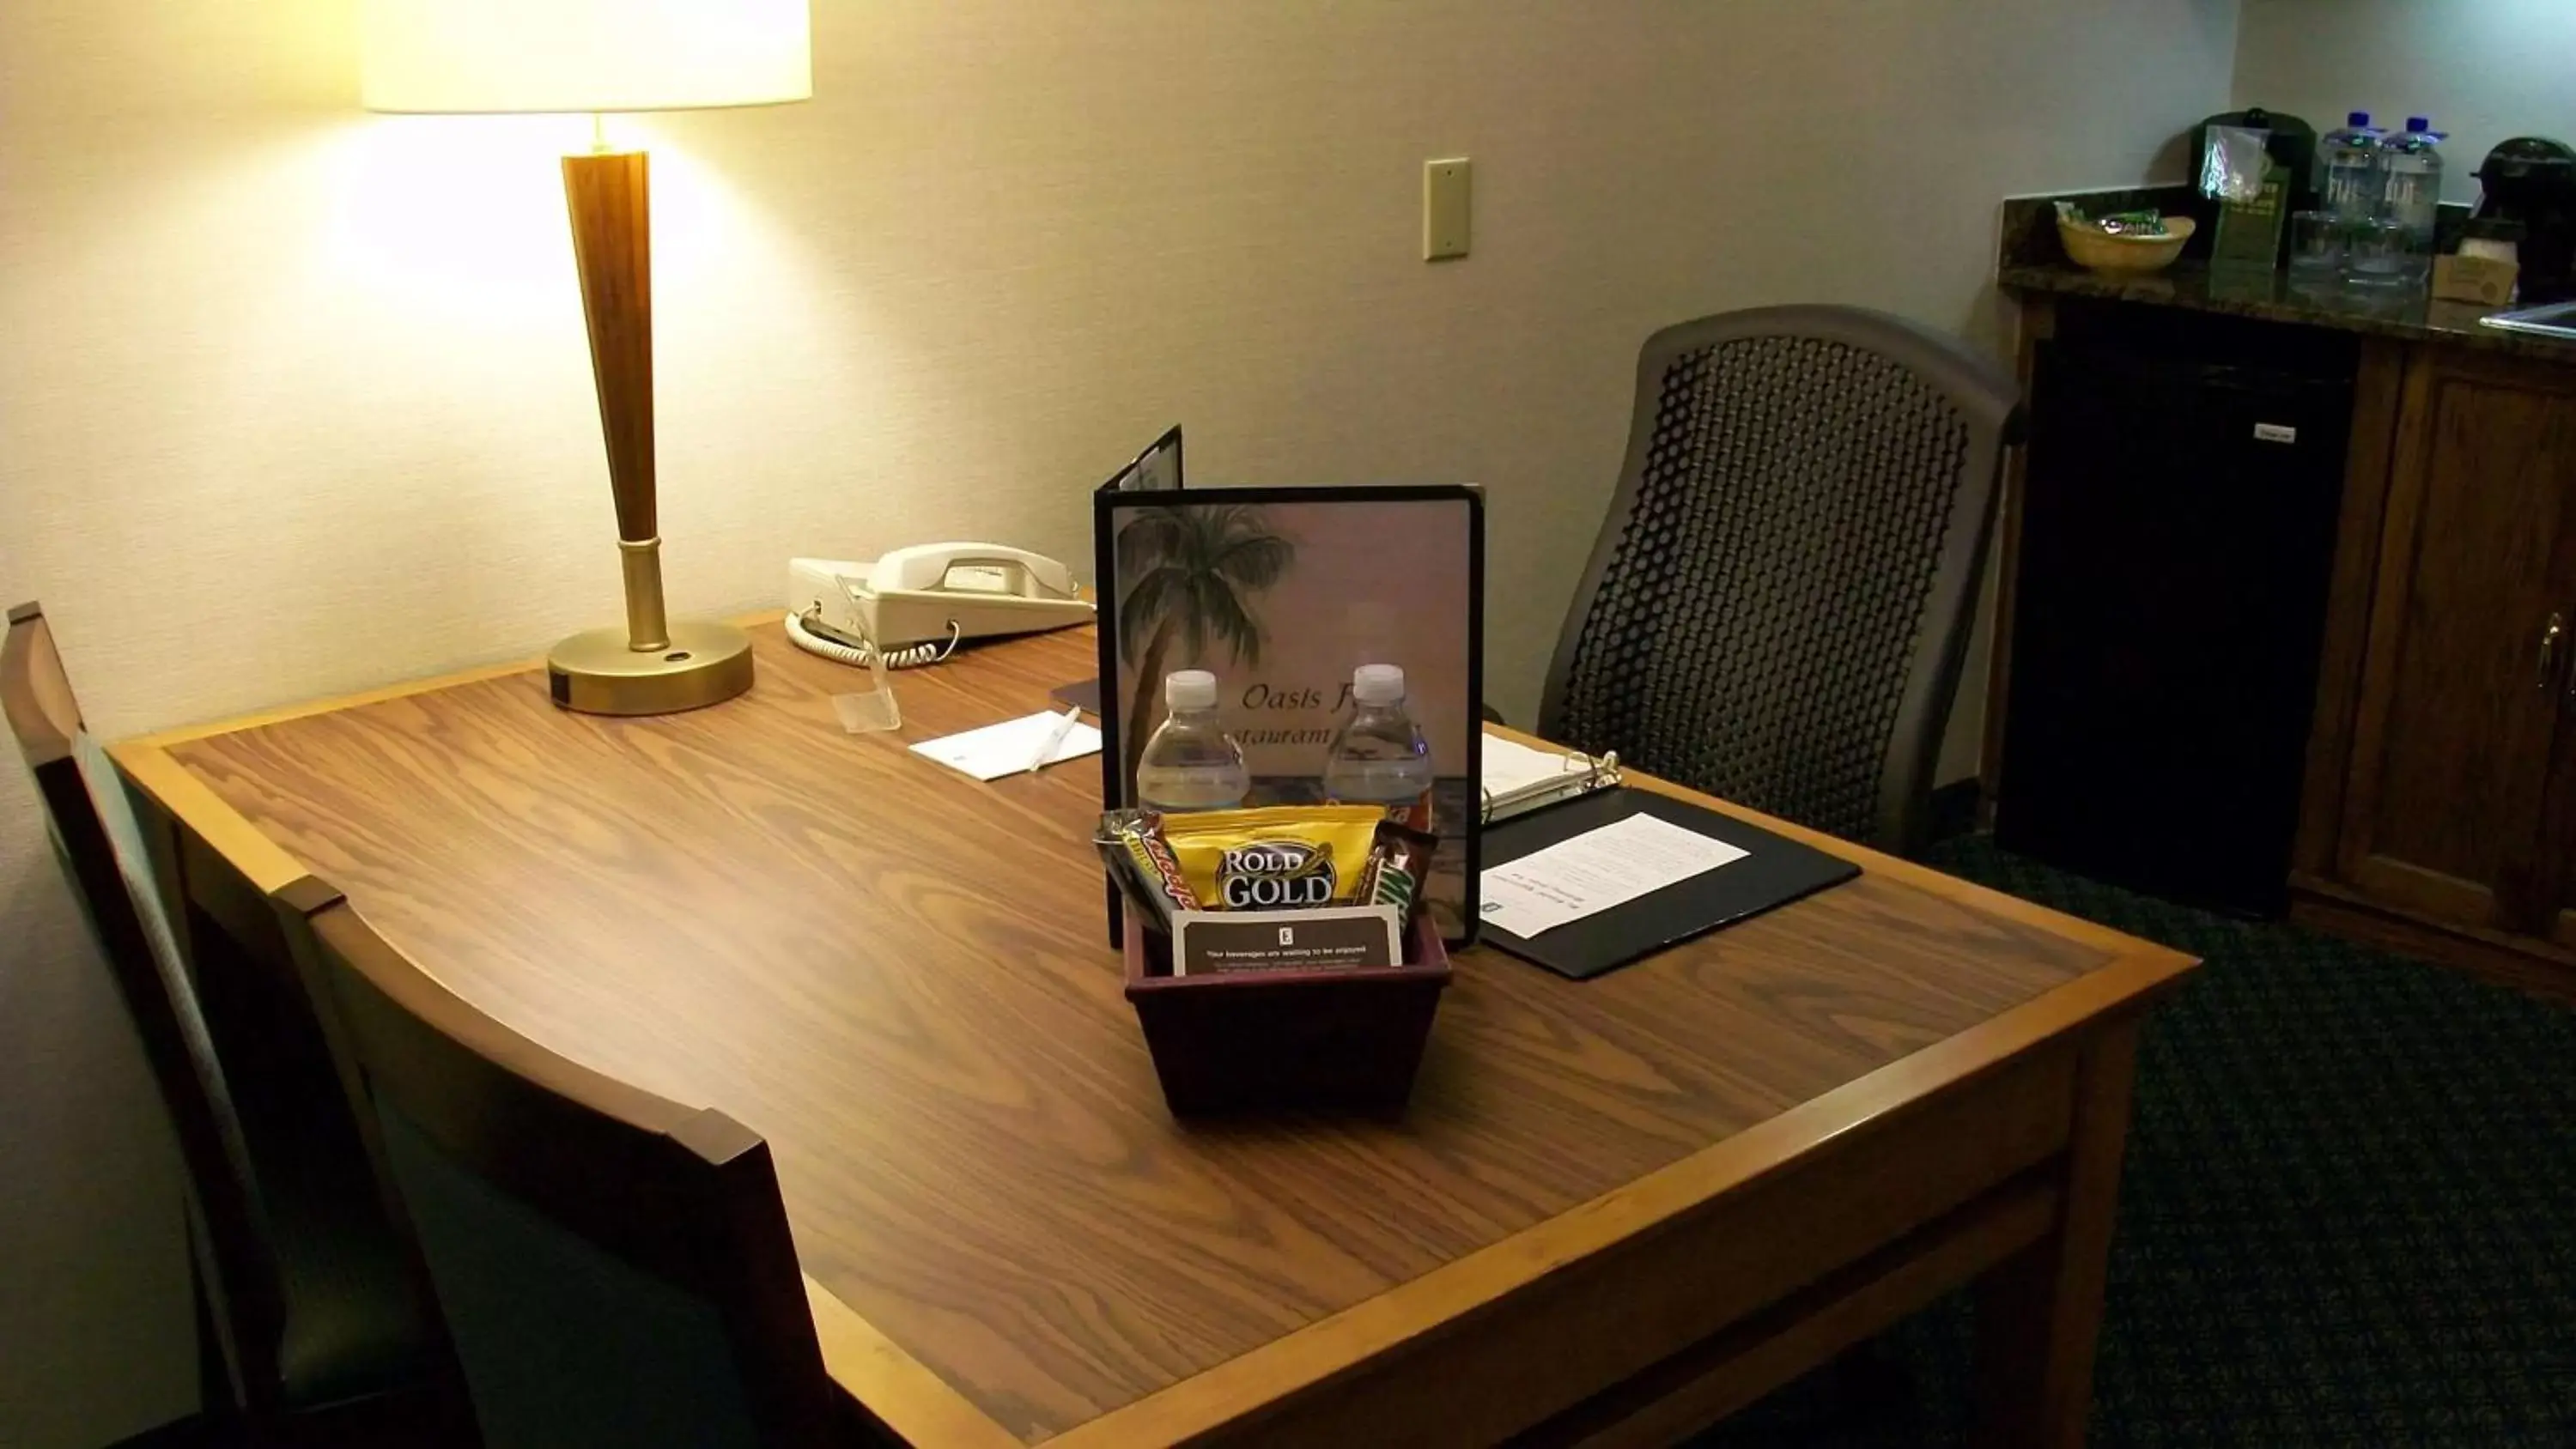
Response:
[547,619,754,716]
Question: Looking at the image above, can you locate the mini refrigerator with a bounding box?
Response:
[1996,309,2354,917]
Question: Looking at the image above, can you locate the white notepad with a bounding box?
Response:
[910,712,1102,781]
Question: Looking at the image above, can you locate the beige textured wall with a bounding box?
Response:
[0,2,2236,1440]
[2235,0,2576,203]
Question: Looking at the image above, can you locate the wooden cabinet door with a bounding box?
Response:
[2336,349,2576,932]
[2547,722,2576,949]
[2542,591,2576,949]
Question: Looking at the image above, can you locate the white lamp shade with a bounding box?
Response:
[361,0,811,113]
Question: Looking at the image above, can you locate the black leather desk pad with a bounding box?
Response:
[1476,787,1861,980]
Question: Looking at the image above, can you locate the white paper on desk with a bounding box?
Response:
[1478,812,1749,939]
[909,712,1102,781]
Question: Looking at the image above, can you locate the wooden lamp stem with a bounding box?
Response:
[544,144,754,716]
[561,149,667,652]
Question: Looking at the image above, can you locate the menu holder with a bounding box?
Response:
[1094,483,1486,946]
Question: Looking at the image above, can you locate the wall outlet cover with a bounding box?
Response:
[1425,158,1471,261]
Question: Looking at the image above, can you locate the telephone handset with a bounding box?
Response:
[786,543,1094,669]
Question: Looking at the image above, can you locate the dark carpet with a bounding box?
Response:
[1690,834,2576,1448]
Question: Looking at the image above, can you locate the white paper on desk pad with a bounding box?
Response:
[909,712,1102,781]
[1479,811,1749,939]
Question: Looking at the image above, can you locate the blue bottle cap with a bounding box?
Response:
[2406,116,2432,132]
[2348,112,2371,127]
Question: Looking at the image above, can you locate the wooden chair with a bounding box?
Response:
[3,603,457,1445]
[271,875,854,1448]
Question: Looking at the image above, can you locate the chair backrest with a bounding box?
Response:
[1538,306,2022,853]
[271,876,841,1449]
[3,601,284,1397]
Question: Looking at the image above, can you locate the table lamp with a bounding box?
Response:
[361,0,811,715]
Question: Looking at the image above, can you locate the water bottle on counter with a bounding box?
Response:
[1135,670,1249,813]
[2376,117,2445,285]
[2315,112,2385,222]
[1322,664,1436,831]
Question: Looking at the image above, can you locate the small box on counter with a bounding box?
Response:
[2433,253,2519,306]
[1123,913,1451,1116]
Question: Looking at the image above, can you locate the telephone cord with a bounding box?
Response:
[784,609,960,670]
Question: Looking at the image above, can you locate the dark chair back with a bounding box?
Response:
[6,603,453,1437]
[5,601,286,1397]
[272,876,842,1449]
[1539,306,2022,852]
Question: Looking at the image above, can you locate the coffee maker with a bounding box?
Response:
[2475,136,2576,303]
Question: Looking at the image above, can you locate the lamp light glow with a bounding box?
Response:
[359,0,813,715]
[361,0,812,114]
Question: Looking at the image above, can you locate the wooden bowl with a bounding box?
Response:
[2057,215,2195,274]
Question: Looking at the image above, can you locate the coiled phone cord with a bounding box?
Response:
[785,609,961,670]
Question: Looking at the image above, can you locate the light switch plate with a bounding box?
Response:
[1424,157,1471,261]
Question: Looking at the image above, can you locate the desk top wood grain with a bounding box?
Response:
[117,621,2192,1446]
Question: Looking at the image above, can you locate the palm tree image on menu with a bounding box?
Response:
[1115,503,1295,786]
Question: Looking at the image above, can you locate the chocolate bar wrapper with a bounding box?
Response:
[1095,809,1196,931]
[1357,818,1439,940]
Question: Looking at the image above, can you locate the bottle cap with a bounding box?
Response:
[2348,112,2371,128]
[2407,116,2432,133]
[1165,670,1218,710]
[1352,664,1405,706]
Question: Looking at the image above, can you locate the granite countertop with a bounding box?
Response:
[1996,260,2573,361]
[1996,185,2576,363]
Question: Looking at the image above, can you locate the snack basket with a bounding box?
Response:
[1121,914,1452,1115]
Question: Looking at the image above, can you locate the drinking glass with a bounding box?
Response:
[2344,218,2427,289]
[2287,210,2344,285]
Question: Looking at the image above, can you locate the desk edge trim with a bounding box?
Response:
[806,1275,1027,1449]
[111,738,309,894]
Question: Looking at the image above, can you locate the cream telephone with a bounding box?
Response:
[785,544,1094,669]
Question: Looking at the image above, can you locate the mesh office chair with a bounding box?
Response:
[1539,307,2022,854]
[272,876,849,1449]
[3,603,455,1445]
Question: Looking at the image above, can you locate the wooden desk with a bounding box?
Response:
[116,621,2194,1447]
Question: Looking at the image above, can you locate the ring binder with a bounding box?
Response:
[1479,734,1623,825]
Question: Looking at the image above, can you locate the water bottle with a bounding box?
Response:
[1134,670,1249,812]
[2315,112,2384,223]
[1321,664,1436,831]
[2376,116,2444,286]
